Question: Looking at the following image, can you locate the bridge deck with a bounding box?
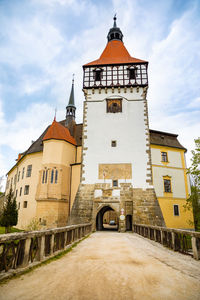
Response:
[0,232,200,300]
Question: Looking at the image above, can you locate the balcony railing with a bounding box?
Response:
[0,223,92,280]
[133,223,200,260]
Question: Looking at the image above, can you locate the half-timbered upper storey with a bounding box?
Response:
[83,16,148,89]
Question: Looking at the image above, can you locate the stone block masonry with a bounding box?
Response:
[69,183,165,231]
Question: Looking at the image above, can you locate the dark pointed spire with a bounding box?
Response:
[68,74,75,107]
[107,15,123,42]
[66,75,76,129]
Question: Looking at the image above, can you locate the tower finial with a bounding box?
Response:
[54,107,57,121]
[113,14,117,28]
[107,14,123,42]
[72,73,75,84]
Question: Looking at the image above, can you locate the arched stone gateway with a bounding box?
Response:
[96,205,118,231]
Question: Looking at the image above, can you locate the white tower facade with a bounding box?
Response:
[82,17,152,189]
[70,17,164,231]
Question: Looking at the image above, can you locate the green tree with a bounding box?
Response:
[0,176,3,196]
[186,137,200,231]
[0,188,18,233]
[188,137,200,188]
[184,186,200,231]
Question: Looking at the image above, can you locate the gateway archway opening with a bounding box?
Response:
[96,206,118,231]
[126,215,132,231]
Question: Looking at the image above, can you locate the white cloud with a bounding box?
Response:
[187,97,200,109]
[0,17,64,71]
[0,102,53,151]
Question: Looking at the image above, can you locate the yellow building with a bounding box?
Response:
[5,19,194,231]
[150,130,193,229]
[5,80,82,229]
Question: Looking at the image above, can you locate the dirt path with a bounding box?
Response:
[0,232,200,300]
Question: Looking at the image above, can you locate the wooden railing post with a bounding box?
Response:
[154,229,157,241]
[192,236,200,260]
[37,235,45,261]
[64,231,68,247]
[160,229,164,245]
[148,227,150,239]
[21,238,31,268]
[50,234,55,255]
[171,231,175,250]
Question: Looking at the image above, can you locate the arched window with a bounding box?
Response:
[128,66,137,80]
[51,169,54,183]
[93,68,102,82]
[55,170,58,184]
[45,170,48,183]
[42,170,45,184]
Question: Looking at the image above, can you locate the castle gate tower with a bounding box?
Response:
[70,17,164,231]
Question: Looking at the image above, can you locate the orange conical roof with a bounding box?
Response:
[84,40,147,66]
[43,119,77,146]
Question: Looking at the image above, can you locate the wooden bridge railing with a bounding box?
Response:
[0,223,92,279]
[133,223,200,260]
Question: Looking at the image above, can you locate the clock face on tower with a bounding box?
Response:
[106,99,122,113]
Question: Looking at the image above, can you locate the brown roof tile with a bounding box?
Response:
[43,119,77,145]
[150,129,186,151]
[84,40,147,66]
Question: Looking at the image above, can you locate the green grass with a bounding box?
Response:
[0,227,23,234]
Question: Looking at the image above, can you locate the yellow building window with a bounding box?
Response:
[51,169,54,183]
[42,170,45,184]
[161,151,168,162]
[163,177,172,193]
[45,170,48,183]
[173,204,179,216]
[55,170,58,184]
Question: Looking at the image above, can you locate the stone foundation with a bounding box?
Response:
[132,188,165,227]
[36,199,69,228]
[69,183,165,231]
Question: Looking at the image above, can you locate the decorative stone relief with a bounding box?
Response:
[99,163,132,180]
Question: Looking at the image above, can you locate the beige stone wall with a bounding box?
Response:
[70,164,81,210]
[36,163,70,201]
[76,146,82,163]
[35,139,78,228]
[36,200,69,228]
[103,211,118,223]
[42,139,76,166]
[5,139,82,230]
[6,152,43,229]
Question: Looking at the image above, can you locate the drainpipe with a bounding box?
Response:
[69,165,72,216]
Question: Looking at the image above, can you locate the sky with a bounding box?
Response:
[0,0,200,190]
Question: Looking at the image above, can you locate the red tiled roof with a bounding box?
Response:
[84,40,147,66]
[43,120,77,145]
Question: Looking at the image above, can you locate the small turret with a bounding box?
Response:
[66,76,76,130]
[107,14,123,42]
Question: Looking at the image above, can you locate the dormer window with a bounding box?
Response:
[94,68,102,82]
[128,66,137,80]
